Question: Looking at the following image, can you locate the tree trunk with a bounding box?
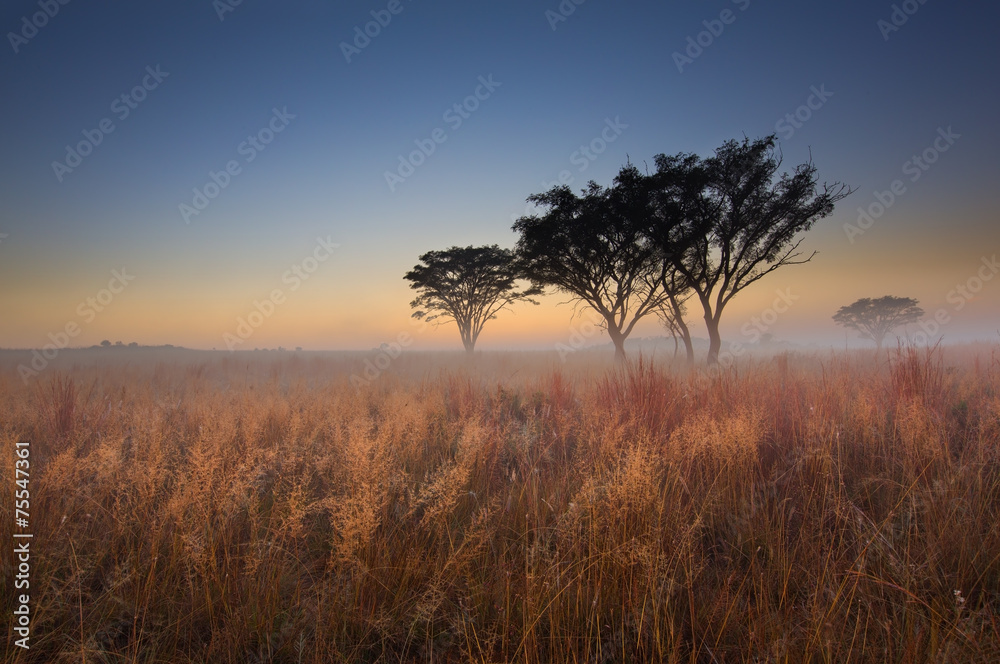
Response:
[674,315,695,365]
[682,328,694,365]
[666,292,695,365]
[460,327,476,356]
[705,315,722,365]
[613,342,626,364]
[607,326,627,364]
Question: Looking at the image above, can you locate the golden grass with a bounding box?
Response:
[1,345,1000,662]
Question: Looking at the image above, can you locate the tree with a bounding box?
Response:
[100,340,111,347]
[644,152,709,365]
[404,245,540,354]
[657,268,695,364]
[655,136,851,364]
[833,296,924,349]
[514,165,684,362]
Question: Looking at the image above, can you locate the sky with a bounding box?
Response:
[1,0,998,352]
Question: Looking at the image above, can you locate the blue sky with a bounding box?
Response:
[1,0,998,350]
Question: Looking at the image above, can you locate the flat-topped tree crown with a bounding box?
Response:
[404,245,540,354]
[833,296,924,349]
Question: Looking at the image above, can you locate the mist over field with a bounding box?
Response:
[3,345,1000,663]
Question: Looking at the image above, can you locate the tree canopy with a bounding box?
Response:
[833,296,924,349]
[655,135,852,364]
[513,164,688,362]
[404,245,540,354]
[409,136,851,363]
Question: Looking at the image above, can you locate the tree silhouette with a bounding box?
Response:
[657,268,695,363]
[656,136,851,364]
[100,340,111,347]
[644,152,710,365]
[514,165,685,363]
[404,245,540,354]
[833,296,924,349]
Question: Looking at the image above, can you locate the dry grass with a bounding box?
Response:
[2,345,1000,662]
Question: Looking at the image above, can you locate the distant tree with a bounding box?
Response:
[514,164,687,363]
[404,245,541,354]
[655,136,852,364]
[114,340,123,347]
[100,340,111,347]
[833,296,924,349]
[128,342,138,348]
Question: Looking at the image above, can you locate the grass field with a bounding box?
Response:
[2,345,1000,663]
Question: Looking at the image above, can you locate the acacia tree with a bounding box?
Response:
[657,268,695,363]
[513,165,684,363]
[404,245,540,354]
[833,296,924,349]
[655,136,852,364]
[644,152,710,365]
